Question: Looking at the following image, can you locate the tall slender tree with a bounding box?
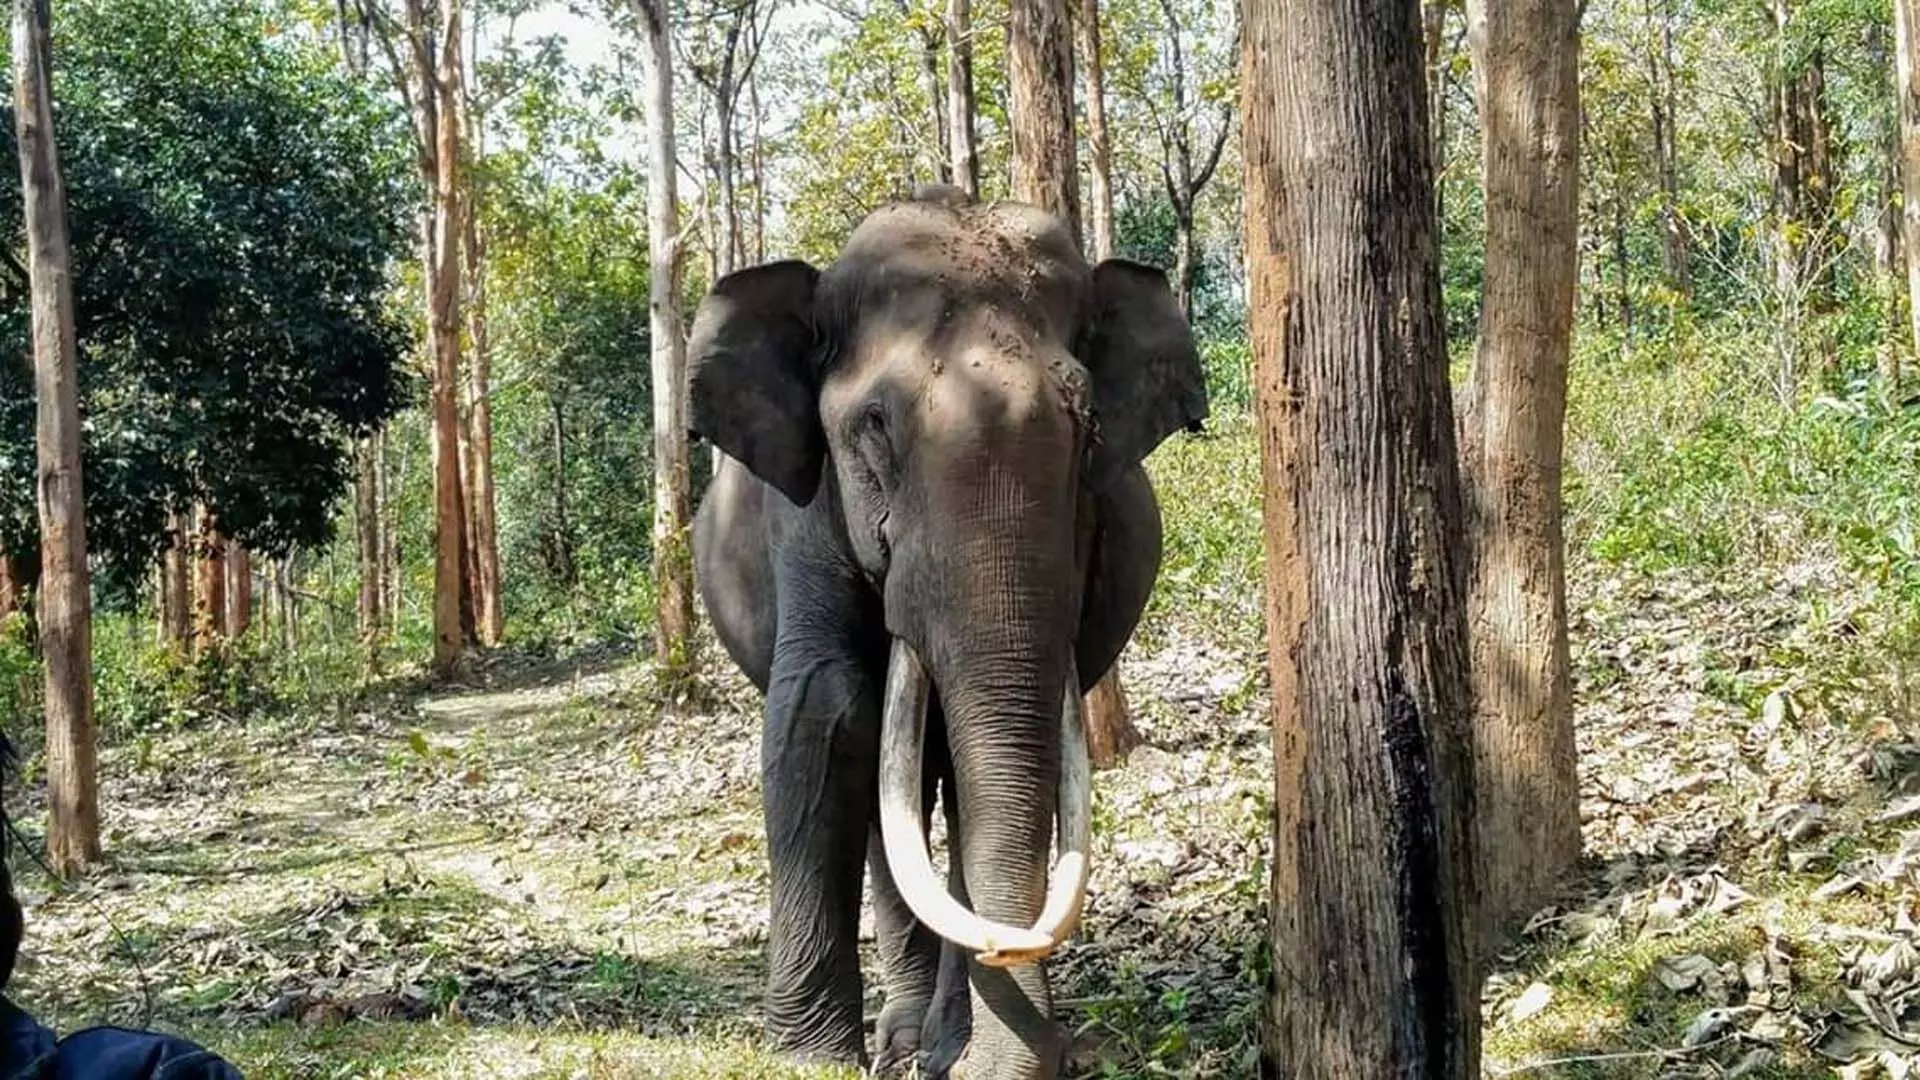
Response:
[1244,0,1480,1068]
[1079,0,1116,260]
[0,554,18,624]
[1898,0,1920,358]
[14,0,98,878]
[1463,0,1583,948]
[947,0,979,195]
[462,13,502,647]
[636,0,695,673]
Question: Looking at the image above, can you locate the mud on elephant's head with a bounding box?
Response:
[687,188,1204,1074]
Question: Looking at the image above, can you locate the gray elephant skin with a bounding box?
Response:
[688,187,1207,1080]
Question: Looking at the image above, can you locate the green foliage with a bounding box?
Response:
[0,613,36,737]
[0,0,413,588]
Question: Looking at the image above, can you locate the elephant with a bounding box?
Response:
[688,185,1206,1080]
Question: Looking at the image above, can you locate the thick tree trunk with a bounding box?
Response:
[1898,0,1920,359]
[162,512,190,644]
[919,25,950,185]
[946,0,979,196]
[1243,0,1480,1070]
[1465,0,1582,950]
[14,0,98,878]
[356,438,383,639]
[225,540,251,639]
[1008,0,1079,227]
[464,111,503,647]
[422,0,470,672]
[1078,0,1115,260]
[636,0,695,674]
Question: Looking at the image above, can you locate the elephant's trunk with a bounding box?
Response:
[876,639,1091,964]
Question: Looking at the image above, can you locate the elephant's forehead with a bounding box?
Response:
[828,200,1087,318]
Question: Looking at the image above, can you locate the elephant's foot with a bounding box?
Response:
[922,944,972,1078]
[872,994,930,1075]
[768,1014,868,1072]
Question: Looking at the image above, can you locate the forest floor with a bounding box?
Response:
[14,424,1920,1078]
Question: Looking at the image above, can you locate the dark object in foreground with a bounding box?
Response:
[0,733,243,1079]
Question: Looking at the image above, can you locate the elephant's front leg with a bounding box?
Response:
[868,825,940,1072]
[761,646,880,1064]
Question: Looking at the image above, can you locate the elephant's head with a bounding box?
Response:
[687,190,1205,1075]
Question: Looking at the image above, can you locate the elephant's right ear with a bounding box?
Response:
[688,260,824,506]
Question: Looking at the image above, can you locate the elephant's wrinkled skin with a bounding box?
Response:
[688,188,1206,1080]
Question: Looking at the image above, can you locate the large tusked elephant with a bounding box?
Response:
[688,187,1206,1079]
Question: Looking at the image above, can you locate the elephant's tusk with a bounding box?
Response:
[876,638,1096,969]
[877,639,1057,962]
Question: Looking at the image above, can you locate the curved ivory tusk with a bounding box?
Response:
[978,656,1093,968]
[877,639,1056,961]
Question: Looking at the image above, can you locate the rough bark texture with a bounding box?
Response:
[14,0,98,878]
[636,0,695,674]
[1078,0,1115,260]
[947,0,979,196]
[1899,0,1920,359]
[1009,0,1079,230]
[1464,0,1582,949]
[1243,0,1480,1070]
[1771,0,1836,315]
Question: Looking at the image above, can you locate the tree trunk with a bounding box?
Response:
[1172,208,1196,318]
[1009,0,1140,769]
[458,200,499,641]
[277,556,298,652]
[716,84,741,277]
[463,99,503,647]
[1650,0,1689,298]
[0,553,17,624]
[356,438,383,640]
[422,0,470,672]
[1613,189,1632,338]
[1425,0,1448,231]
[14,0,98,878]
[1898,0,1920,359]
[162,512,190,644]
[1078,0,1115,260]
[946,0,979,196]
[225,540,251,639]
[549,391,576,588]
[380,427,399,628]
[1465,0,1581,950]
[1243,0,1480,1069]
[750,65,767,262]
[1009,0,1078,226]
[919,24,950,185]
[636,0,695,675]
[192,511,225,654]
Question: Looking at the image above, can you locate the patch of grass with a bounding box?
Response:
[1141,416,1263,653]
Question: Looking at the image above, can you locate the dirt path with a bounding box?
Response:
[10,637,1270,1079]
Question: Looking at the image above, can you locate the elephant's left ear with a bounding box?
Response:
[1080,259,1209,488]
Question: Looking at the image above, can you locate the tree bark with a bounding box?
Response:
[225,540,251,639]
[1424,0,1448,230]
[1898,0,1920,359]
[162,512,190,644]
[192,510,225,654]
[918,20,950,185]
[14,0,98,878]
[1243,0,1480,1069]
[0,553,17,624]
[356,438,383,640]
[636,0,695,674]
[1078,0,1116,260]
[1464,0,1582,950]
[946,0,979,196]
[463,132,503,647]
[1008,0,1079,228]
[420,0,470,672]
[1648,0,1689,298]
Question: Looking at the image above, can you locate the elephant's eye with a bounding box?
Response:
[852,403,897,492]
